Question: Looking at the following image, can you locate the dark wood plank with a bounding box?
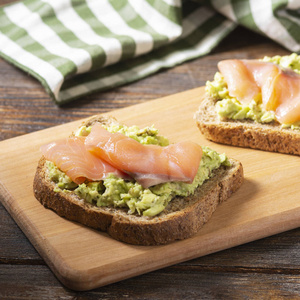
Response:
[0,202,43,264]
[189,228,300,271]
[1,264,300,299]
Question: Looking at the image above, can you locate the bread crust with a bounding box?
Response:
[195,96,300,156]
[33,116,244,245]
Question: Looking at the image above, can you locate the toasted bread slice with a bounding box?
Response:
[33,116,243,245]
[195,96,300,156]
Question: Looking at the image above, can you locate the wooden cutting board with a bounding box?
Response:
[1,87,300,291]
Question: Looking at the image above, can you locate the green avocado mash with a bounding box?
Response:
[75,123,169,146]
[206,53,300,129]
[46,124,231,217]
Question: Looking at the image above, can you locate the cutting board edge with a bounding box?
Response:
[45,206,300,291]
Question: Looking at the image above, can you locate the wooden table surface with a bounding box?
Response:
[1,2,300,298]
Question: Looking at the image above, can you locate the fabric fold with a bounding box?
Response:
[0,0,299,105]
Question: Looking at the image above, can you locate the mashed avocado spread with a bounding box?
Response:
[46,123,230,217]
[206,53,300,129]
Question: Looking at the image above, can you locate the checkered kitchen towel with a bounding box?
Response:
[0,0,299,104]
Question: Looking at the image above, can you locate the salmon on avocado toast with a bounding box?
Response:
[34,115,243,245]
[218,58,300,125]
[41,123,202,189]
[195,53,300,155]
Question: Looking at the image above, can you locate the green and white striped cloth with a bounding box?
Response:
[0,0,299,105]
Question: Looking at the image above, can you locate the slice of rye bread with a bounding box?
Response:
[195,96,300,156]
[33,116,243,246]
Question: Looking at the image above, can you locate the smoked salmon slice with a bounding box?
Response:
[85,123,203,188]
[218,59,300,124]
[41,136,127,184]
[242,60,280,111]
[218,59,261,104]
[268,70,300,124]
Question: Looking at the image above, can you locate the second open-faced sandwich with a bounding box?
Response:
[195,53,300,155]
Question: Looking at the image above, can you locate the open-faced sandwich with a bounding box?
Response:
[195,53,300,155]
[33,116,243,245]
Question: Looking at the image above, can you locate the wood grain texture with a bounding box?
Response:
[1,1,300,296]
[1,265,300,299]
